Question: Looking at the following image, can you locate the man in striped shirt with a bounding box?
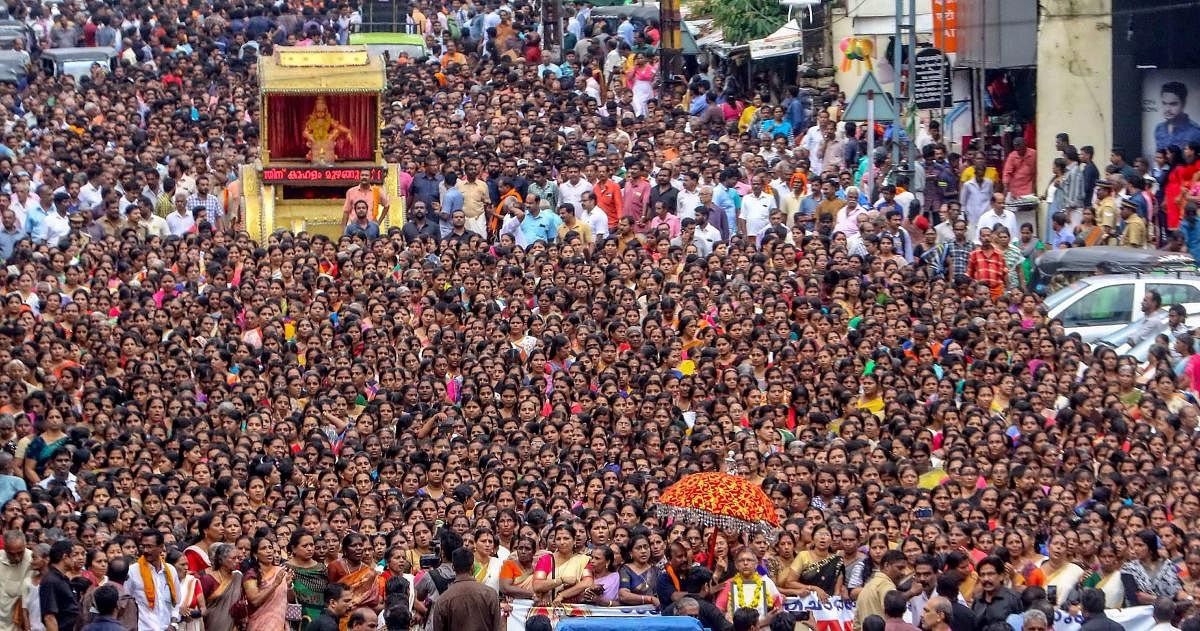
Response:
[933,219,974,281]
[185,174,224,231]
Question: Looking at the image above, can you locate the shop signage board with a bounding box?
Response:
[913,47,952,109]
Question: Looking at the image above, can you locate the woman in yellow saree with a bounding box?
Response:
[531,524,593,603]
[1040,534,1086,605]
[784,525,843,599]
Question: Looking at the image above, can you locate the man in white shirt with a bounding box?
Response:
[934,202,958,244]
[78,168,105,214]
[603,39,623,79]
[8,180,31,229]
[799,111,831,174]
[580,191,609,239]
[676,171,703,222]
[166,193,195,236]
[129,204,170,240]
[756,209,791,247]
[738,175,776,237]
[769,161,794,203]
[558,163,592,217]
[43,192,71,247]
[0,529,30,631]
[960,165,994,235]
[973,193,1019,244]
[118,183,143,216]
[693,208,722,256]
[126,529,182,631]
[36,447,79,501]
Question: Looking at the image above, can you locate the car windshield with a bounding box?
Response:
[60,60,100,79]
[1044,279,1090,310]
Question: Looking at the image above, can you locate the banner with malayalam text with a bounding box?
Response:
[506,597,1153,631]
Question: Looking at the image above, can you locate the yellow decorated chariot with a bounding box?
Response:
[241,46,403,241]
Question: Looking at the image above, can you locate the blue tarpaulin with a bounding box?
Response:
[555,616,705,631]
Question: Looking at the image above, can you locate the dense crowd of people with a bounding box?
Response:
[0,0,1197,631]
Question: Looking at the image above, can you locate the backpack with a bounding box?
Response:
[430,566,454,594]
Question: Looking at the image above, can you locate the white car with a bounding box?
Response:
[1045,274,1200,342]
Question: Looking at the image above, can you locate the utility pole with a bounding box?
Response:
[907,0,916,169]
[892,0,903,169]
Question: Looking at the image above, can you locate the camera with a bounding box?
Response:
[419,554,440,569]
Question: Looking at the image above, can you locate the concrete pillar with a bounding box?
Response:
[1035,0,1112,192]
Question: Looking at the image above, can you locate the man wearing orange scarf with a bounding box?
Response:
[490,178,523,237]
[125,529,181,631]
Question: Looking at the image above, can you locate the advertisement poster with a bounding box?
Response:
[1142,69,1200,159]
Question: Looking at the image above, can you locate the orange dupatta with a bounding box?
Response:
[490,189,523,235]
[138,555,178,610]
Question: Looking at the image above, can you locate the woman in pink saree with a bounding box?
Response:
[627,54,659,117]
[243,537,292,629]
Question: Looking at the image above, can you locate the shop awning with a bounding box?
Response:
[749,22,802,60]
[687,18,746,57]
[259,46,387,94]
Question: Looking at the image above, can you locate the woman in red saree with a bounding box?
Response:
[1166,144,1199,229]
[327,532,380,611]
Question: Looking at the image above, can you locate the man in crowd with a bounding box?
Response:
[1002,138,1037,199]
[921,597,953,631]
[345,200,381,240]
[310,584,356,631]
[971,557,1023,629]
[125,530,180,631]
[1121,198,1148,247]
[40,540,80,631]
[427,548,504,631]
[855,550,909,627]
[185,175,224,232]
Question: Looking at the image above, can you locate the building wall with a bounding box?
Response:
[1035,0,1113,191]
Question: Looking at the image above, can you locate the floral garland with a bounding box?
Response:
[733,573,763,610]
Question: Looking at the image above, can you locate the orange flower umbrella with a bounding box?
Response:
[656,472,780,537]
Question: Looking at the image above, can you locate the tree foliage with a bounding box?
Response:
[690,0,789,45]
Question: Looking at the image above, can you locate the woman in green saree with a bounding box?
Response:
[22,408,68,483]
[286,530,328,630]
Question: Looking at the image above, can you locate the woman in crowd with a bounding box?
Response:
[718,547,783,620]
[473,528,503,591]
[500,536,539,601]
[1122,530,1183,604]
[618,533,661,607]
[288,530,329,628]
[1040,534,1086,604]
[200,542,244,629]
[786,524,843,599]
[588,544,621,607]
[183,513,224,574]
[244,537,292,629]
[532,524,594,602]
[328,532,380,611]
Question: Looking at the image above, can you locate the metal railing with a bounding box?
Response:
[357,3,423,34]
